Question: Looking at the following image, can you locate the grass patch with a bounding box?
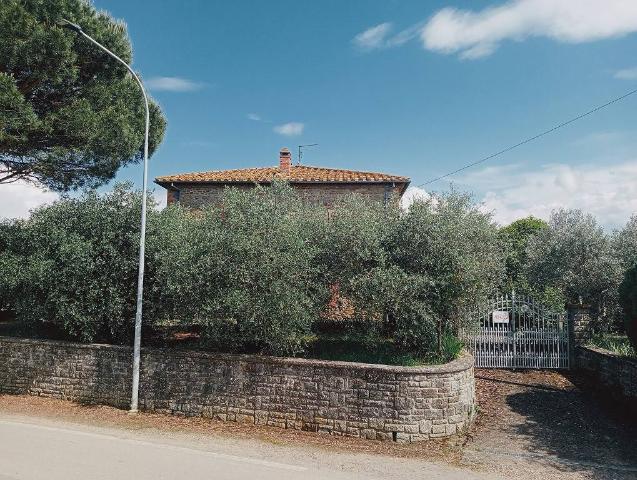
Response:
[1,315,464,366]
[304,332,462,366]
[588,334,636,357]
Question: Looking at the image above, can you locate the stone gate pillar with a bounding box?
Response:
[567,303,592,345]
[567,303,592,367]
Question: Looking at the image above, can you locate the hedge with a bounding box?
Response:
[1,182,506,356]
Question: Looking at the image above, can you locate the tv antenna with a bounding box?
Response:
[297,143,318,165]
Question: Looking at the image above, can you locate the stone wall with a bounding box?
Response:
[293,183,403,207]
[575,345,637,417]
[167,183,251,208]
[0,337,475,442]
[166,182,404,209]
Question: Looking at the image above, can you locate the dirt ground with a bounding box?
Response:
[463,369,637,480]
[0,369,635,480]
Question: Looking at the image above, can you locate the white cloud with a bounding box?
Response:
[0,183,169,219]
[353,21,426,51]
[453,161,637,228]
[387,22,429,48]
[273,122,305,136]
[421,0,637,59]
[357,2,637,59]
[571,130,625,147]
[614,67,637,80]
[353,23,393,50]
[152,188,167,210]
[145,76,204,92]
[247,113,261,121]
[0,181,58,219]
[400,186,430,210]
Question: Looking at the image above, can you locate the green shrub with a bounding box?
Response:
[348,265,436,354]
[440,333,464,361]
[388,192,505,350]
[156,183,329,356]
[619,265,637,351]
[324,191,505,354]
[498,216,548,292]
[588,333,635,357]
[314,194,396,288]
[613,215,637,271]
[156,187,502,357]
[0,221,22,311]
[0,184,165,343]
[525,209,622,330]
[0,183,505,361]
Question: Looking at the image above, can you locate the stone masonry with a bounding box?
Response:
[172,182,404,210]
[0,337,475,442]
[568,303,593,345]
[576,345,637,418]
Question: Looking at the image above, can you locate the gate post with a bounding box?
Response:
[567,303,592,367]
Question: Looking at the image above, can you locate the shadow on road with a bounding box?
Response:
[473,369,637,480]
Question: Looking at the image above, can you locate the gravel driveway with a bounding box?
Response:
[462,369,637,480]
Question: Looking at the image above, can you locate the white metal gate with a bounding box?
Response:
[462,293,570,369]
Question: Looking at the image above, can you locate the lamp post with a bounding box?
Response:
[60,19,149,413]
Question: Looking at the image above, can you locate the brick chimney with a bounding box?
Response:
[279,147,291,172]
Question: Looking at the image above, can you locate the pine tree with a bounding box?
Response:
[0,0,166,191]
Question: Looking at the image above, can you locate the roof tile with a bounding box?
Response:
[155,165,410,185]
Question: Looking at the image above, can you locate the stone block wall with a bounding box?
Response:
[166,182,404,209]
[292,183,403,207]
[576,345,637,417]
[0,338,133,408]
[167,183,252,208]
[0,337,475,442]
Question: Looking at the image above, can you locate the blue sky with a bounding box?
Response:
[4,0,637,226]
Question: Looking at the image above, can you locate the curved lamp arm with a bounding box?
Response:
[59,19,150,159]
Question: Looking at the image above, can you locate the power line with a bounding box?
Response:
[418,86,637,187]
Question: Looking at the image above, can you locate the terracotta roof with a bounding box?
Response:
[155,165,410,186]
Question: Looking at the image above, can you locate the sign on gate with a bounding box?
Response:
[462,292,570,369]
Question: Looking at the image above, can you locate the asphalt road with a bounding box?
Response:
[0,415,497,480]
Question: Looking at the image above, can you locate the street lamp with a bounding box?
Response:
[60,19,149,413]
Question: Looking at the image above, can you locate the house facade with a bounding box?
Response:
[154,148,410,208]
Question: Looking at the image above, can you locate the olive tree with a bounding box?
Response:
[619,265,637,350]
[382,192,505,352]
[346,192,504,354]
[498,216,548,293]
[525,209,622,328]
[156,183,329,356]
[0,184,165,342]
[1,183,507,359]
[613,215,637,271]
[0,220,23,312]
